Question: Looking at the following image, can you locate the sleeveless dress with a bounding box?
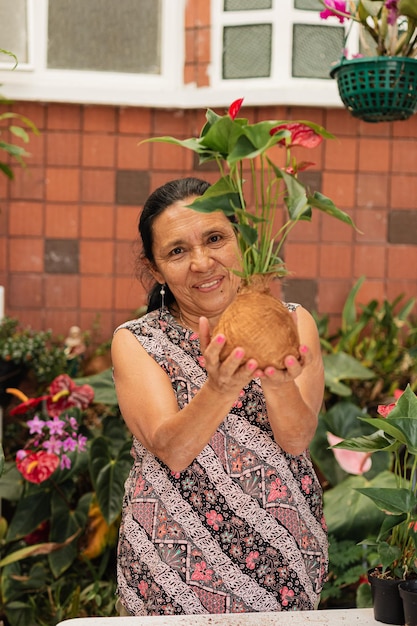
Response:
[115,307,328,616]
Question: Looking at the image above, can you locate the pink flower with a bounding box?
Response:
[280,585,295,606]
[27,415,45,435]
[16,451,60,484]
[191,561,214,581]
[320,0,348,23]
[138,580,148,598]
[246,550,259,570]
[46,416,66,436]
[385,0,399,25]
[270,123,323,149]
[327,432,372,475]
[267,477,288,502]
[377,390,404,417]
[205,510,223,530]
[228,98,244,120]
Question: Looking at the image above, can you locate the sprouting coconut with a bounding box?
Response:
[143,100,355,366]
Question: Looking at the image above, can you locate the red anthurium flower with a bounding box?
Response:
[327,432,372,475]
[8,395,48,416]
[270,123,323,149]
[47,374,94,417]
[228,98,244,120]
[24,520,50,545]
[285,161,315,175]
[16,450,60,484]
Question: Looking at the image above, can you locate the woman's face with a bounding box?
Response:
[149,198,242,324]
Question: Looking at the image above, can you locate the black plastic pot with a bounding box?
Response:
[399,580,417,626]
[368,568,405,625]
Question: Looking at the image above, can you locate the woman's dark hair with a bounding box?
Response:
[138,177,211,312]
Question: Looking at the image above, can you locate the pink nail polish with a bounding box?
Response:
[235,349,244,359]
[216,335,225,344]
[300,345,308,353]
[247,361,256,370]
[286,357,295,366]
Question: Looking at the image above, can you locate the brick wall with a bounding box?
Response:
[1,100,416,343]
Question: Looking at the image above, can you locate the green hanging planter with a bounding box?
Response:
[330,56,417,123]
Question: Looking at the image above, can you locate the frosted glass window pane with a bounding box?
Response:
[292,24,344,78]
[223,24,272,79]
[47,0,161,74]
[224,0,272,10]
[0,0,28,64]
[294,0,322,10]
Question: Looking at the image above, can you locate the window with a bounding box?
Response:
[0,0,181,106]
[211,0,347,107]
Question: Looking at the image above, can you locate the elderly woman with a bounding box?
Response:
[112,177,328,616]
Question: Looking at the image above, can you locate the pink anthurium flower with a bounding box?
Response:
[377,389,404,417]
[47,374,94,417]
[228,98,244,120]
[327,432,372,475]
[16,450,60,484]
[270,123,323,149]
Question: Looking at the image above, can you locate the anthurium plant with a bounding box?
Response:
[331,385,417,579]
[0,371,131,625]
[320,0,417,58]
[144,98,355,281]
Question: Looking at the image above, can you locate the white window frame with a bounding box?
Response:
[0,0,185,107]
[209,0,348,108]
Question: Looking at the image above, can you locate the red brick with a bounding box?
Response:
[321,211,355,243]
[79,241,114,274]
[324,136,357,171]
[8,202,44,236]
[115,206,140,240]
[81,169,115,203]
[115,241,135,275]
[0,236,6,271]
[356,173,389,208]
[355,209,387,242]
[325,108,359,136]
[390,174,417,209]
[44,309,81,337]
[150,141,191,171]
[83,105,116,132]
[119,107,152,134]
[12,102,47,131]
[319,244,353,278]
[9,238,44,272]
[196,0,211,26]
[80,310,115,343]
[185,29,196,64]
[80,276,113,309]
[117,136,151,170]
[10,166,45,201]
[45,274,79,308]
[322,172,356,209]
[353,245,386,278]
[8,308,44,328]
[388,246,417,279]
[81,205,114,239]
[355,280,386,306]
[152,108,191,137]
[196,27,211,64]
[46,168,80,202]
[82,134,116,168]
[8,274,43,308]
[392,140,417,174]
[114,276,147,312]
[317,279,352,314]
[45,204,79,238]
[47,104,82,130]
[46,132,81,166]
[358,138,391,172]
[284,243,318,278]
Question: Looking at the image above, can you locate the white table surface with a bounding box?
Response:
[57,608,377,625]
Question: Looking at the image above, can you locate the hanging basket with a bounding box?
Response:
[330,56,417,123]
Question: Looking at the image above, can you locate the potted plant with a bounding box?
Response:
[143,99,355,366]
[0,316,68,405]
[330,385,417,624]
[320,1,417,122]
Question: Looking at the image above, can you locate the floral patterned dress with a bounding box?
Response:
[115,307,328,616]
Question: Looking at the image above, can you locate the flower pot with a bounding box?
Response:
[399,580,417,626]
[368,568,405,625]
[330,56,417,123]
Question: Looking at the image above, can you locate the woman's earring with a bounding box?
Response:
[160,284,166,309]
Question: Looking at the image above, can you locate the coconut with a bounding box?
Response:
[213,276,300,370]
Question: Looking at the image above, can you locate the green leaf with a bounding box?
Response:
[0,162,14,178]
[341,276,366,329]
[89,438,132,525]
[355,487,416,515]
[187,177,241,216]
[0,462,23,501]
[9,125,29,142]
[307,191,358,229]
[333,429,398,454]
[323,352,375,396]
[235,223,258,246]
[75,367,118,406]
[6,488,52,540]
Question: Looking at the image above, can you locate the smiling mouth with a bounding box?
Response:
[195,278,222,290]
